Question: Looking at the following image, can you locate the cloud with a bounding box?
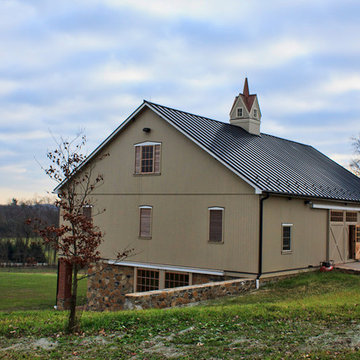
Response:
[320,73,360,94]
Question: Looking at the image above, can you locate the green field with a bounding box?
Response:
[0,268,87,311]
[1,271,360,359]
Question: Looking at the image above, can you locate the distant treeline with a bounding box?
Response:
[0,199,59,264]
[0,239,47,263]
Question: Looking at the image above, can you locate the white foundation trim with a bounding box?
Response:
[106,260,225,276]
[312,204,360,211]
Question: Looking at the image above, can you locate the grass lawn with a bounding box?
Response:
[0,268,87,311]
[1,271,360,359]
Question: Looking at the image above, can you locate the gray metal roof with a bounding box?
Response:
[146,101,360,202]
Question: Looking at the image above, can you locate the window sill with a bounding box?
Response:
[133,173,161,176]
[281,250,293,255]
[208,241,224,244]
[139,236,152,240]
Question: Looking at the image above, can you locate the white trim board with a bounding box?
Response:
[106,260,225,276]
[312,203,360,211]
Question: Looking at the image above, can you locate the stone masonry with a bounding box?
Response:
[124,278,255,310]
[86,263,134,311]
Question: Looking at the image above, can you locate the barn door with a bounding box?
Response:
[356,226,360,260]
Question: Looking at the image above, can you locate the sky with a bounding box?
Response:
[0,0,360,204]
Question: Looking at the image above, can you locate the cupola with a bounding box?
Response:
[229,78,262,135]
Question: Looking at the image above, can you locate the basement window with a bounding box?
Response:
[136,269,159,292]
[165,272,190,288]
[330,211,344,222]
[134,142,161,175]
[282,224,292,253]
[237,107,243,117]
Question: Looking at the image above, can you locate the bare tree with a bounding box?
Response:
[29,134,131,333]
[351,135,360,177]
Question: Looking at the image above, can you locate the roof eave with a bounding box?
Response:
[53,101,149,193]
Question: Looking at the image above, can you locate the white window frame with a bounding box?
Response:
[134,141,162,175]
[281,223,293,254]
[237,107,243,117]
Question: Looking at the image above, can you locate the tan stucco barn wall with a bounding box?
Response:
[262,196,328,273]
[87,107,260,273]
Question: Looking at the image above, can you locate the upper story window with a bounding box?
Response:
[237,107,243,117]
[134,142,161,175]
[209,207,224,243]
[253,109,257,117]
[282,224,292,252]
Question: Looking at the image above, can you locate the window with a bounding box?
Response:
[237,107,243,117]
[346,212,358,222]
[209,207,224,243]
[357,226,360,243]
[282,224,292,252]
[254,109,257,117]
[165,272,189,288]
[82,206,92,220]
[139,206,152,238]
[136,269,159,292]
[331,211,344,222]
[135,142,161,174]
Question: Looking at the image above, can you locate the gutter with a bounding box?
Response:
[256,192,270,288]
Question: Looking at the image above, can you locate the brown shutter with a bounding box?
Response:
[135,146,141,174]
[209,209,223,242]
[140,208,152,237]
[154,145,161,173]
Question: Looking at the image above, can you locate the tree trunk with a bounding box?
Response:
[67,263,79,333]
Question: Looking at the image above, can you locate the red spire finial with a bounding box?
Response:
[243,77,249,97]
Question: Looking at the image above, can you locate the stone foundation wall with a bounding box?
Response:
[124,278,255,310]
[86,263,134,311]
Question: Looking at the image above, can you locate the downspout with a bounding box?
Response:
[256,192,270,289]
[55,259,60,309]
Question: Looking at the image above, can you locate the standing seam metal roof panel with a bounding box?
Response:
[146,101,360,202]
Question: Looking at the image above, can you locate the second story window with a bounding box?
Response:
[135,142,161,174]
[237,107,243,117]
[82,205,92,220]
[253,109,257,117]
[209,207,224,243]
[139,206,152,238]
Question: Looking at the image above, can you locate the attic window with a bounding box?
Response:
[135,142,161,175]
[237,107,243,117]
[253,109,257,117]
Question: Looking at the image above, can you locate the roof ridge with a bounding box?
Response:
[145,100,310,147]
[260,132,311,148]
